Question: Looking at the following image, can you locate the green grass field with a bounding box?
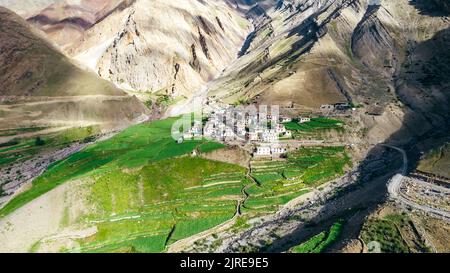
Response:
[1,117,353,253]
[284,118,343,131]
[76,156,245,252]
[0,126,102,168]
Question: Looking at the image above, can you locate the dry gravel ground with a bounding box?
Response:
[0,178,93,253]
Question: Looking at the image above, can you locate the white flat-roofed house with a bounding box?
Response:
[191,124,202,139]
[236,127,246,139]
[255,146,271,156]
[203,123,215,138]
[235,121,246,134]
[275,124,287,134]
[224,127,235,141]
[262,130,278,143]
[298,117,311,124]
[283,130,292,138]
[215,129,225,141]
[271,146,286,154]
[280,116,292,123]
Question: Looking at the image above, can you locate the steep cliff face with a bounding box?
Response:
[351,4,402,77]
[88,0,250,98]
[0,7,149,131]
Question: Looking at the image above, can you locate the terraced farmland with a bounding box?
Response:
[0,117,352,253]
[0,126,102,167]
[242,146,351,215]
[283,118,344,140]
[0,117,251,253]
[76,157,247,253]
[289,220,344,253]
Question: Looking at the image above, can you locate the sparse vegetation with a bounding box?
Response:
[361,214,412,253]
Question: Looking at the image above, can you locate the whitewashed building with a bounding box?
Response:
[262,130,278,142]
[283,130,292,138]
[298,117,311,124]
[271,146,286,154]
[255,146,271,156]
[280,116,292,123]
[203,123,215,138]
[276,124,287,134]
[247,132,259,141]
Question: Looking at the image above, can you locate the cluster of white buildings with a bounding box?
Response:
[181,106,320,158]
[184,112,294,143]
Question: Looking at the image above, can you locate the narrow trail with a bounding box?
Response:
[239,160,260,215]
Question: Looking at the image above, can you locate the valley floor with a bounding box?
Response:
[0,116,352,253]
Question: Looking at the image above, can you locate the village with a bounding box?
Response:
[181,105,315,158]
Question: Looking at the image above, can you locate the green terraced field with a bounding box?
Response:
[243,147,350,215]
[360,214,419,253]
[283,118,344,140]
[290,220,344,253]
[0,117,249,253]
[0,117,352,253]
[74,156,247,252]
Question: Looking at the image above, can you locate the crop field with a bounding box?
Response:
[0,117,353,253]
[290,220,344,253]
[242,146,351,215]
[283,118,344,139]
[0,126,102,168]
[75,157,247,253]
[0,118,251,253]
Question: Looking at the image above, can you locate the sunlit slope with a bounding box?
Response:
[0,7,149,131]
[0,118,247,252]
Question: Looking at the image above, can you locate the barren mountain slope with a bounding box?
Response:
[2,0,251,102]
[207,0,449,115]
[88,0,251,99]
[25,0,135,52]
[0,0,63,17]
[0,7,149,132]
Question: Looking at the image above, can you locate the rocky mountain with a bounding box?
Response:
[207,0,450,143]
[0,7,149,132]
[5,0,252,102]
[0,0,449,254]
[90,0,250,99]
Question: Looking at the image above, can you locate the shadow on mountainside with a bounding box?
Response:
[262,27,450,253]
[409,0,450,16]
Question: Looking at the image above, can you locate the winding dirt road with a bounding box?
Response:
[385,145,450,220]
